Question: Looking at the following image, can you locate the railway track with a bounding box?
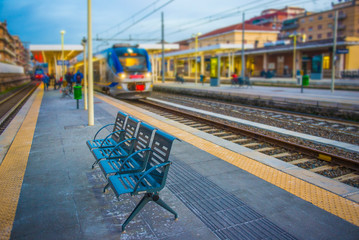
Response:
[0,82,38,134]
[152,92,359,144]
[125,97,359,188]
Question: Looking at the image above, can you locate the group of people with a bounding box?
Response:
[42,70,83,92]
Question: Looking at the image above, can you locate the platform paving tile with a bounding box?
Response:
[10,90,217,240]
[166,159,295,240]
[9,90,359,239]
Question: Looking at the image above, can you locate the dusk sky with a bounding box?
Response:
[1,0,333,50]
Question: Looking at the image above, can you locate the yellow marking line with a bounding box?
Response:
[0,86,43,240]
[97,94,359,227]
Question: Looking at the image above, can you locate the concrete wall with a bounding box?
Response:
[0,62,24,73]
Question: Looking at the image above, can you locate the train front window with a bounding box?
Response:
[118,57,147,72]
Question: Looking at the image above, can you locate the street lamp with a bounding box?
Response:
[60,30,65,86]
[289,33,300,82]
[81,37,88,110]
[192,32,201,85]
[87,0,94,126]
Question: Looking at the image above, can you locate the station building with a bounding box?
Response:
[155,0,359,80]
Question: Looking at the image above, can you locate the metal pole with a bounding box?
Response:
[331,10,338,93]
[292,35,296,82]
[88,0,94,126]
[161,12,165,83]
[241,12,245,79]
[195,35,198,84]
[60,30,65,86]
[83,39,88,110]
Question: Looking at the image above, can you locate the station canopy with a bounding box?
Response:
[30,44,83,73]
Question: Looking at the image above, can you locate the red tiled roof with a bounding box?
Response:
[199,23,276,39]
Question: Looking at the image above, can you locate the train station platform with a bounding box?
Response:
[153,82,359,120]
[0,85,359,239]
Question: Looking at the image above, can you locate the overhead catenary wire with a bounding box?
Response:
[109,0,175,39]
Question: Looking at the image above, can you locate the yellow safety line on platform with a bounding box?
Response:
[0,86,43,240]
[97,94,359,227]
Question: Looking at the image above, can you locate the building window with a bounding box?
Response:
[318,25,322,30]
[327,32,332,38]
[308,26,313,31]
[309,17,313,22]
[318,15,323,20]
[301,28,305,32]
[301,19,305,23]
[318,34,322,39]
[357,29,359,33]
[328,23,333,29]
[328,13,333,18]
[308,35,313,40]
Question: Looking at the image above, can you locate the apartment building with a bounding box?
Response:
[246,6,306,30]
[0,21,16,64]
[280,0,359,41]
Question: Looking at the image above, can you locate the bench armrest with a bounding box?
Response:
[117,148,152,173]
[99,129,125,148]
[132,162,171,193]
[108,137,136,158]
[93,123,115,140]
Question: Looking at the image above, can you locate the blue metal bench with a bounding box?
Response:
[108,129,178,232]
[86,111,128,151]
[91,116,140,169]
[99,122,156,192]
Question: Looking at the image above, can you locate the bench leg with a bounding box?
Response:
[154,196,178,220]
[121,193,178,233]
[92,159,98,169]
[103,182,110,193]
[122,194,151,232]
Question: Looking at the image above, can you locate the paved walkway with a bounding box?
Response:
[0,85,358,239]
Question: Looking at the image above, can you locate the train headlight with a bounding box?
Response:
[119,73,126,79]
[145,72,151,78]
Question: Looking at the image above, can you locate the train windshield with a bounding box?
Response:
[118,57,147,72]
[114,47,148,72]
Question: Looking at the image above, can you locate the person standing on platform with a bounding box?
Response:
[73,70,84,85]
[42,74,49,91]
[65,71,73,93]
[200,74,205,85]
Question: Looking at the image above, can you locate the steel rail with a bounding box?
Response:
[140,99,359,171]
[0,84,38,127]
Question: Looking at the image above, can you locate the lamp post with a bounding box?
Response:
[192,33,201,84]
[81,37,88,110]
[60,30,65,85]
[87,0,94,126]
[289,33,300,82]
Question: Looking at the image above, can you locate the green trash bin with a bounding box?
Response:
[302,75,309,86]
[74,85,82,100]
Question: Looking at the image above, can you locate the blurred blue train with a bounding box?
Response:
[75,44,153,99]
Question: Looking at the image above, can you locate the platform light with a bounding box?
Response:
[81,37,88,110]
[145,72,151,78]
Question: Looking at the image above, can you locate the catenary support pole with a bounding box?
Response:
[241,12,245,79]
[331,10,338,93]
[161,12,165,83]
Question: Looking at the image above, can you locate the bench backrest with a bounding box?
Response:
[146,130,176,190]
[111,112,128,142]
[131,122,156,164]
[121,116,140,153]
